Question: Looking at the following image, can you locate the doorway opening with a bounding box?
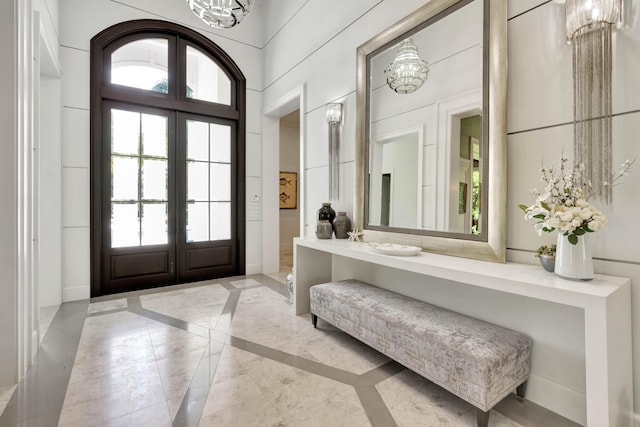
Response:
[262,86,305,279]
[273,111,300,283]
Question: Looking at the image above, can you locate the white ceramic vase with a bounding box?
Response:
[554,233,594,280]
[285,270,294,304]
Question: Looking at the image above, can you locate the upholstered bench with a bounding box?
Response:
[309,280,531,427]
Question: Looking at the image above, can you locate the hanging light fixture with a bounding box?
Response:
[566,0,621,203]
[187,0,254,29]
[326,103,343,200]
[384,38,429,94]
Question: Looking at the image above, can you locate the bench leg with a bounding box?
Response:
[475,408,490,427]
[516,381,527,401]
[311,314,318,328]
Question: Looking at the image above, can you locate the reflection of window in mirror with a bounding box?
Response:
[381,173,391,226]
[459,115,481,235]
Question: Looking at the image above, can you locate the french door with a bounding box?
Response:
[99,103,240,295]
[91,21,246,296]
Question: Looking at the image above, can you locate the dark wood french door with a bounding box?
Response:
[99,104,240,295]
[91,20,247,297]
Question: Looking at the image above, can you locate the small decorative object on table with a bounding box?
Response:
[519,155,634,280]
[285,270,294,304]
[317,202,336,224]
[347,227,363,242]
[369,242,421,256]
[535,244,556,273]
[333,212,352,239]
[315,220,333,239]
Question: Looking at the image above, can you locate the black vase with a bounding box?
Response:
[317,202,336,224]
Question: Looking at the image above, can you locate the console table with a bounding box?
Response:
[293,236,633,427]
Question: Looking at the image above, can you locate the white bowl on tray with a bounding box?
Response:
[368,242,422,256]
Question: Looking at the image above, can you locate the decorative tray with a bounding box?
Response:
[368,242,422,256]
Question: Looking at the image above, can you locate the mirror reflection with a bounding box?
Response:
[366,0,484,235]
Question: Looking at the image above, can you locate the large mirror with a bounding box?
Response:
[355,0,507,262]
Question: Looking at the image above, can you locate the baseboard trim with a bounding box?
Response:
[62,286,90,302]
[245,263,262,275]
[526,372,586,426]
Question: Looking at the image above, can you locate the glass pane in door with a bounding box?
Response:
[112,157,139,201]
[185,119,232,242]
[142,159,168,200]
[187,202,208,242]
[112,203,139,248]
[187,161,209,201]
[210,202,231,240]
[112,109,140,155]
[142,203,168,245]
[210,163,230,201]
[111,108,168,248]
[210,124,230,162]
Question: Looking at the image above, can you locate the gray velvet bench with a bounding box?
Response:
[309,279,531,427]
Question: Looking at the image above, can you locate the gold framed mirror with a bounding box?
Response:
[355,0,507,262]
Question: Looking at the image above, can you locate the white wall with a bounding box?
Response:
[261,0,640,423]
[37,0,62,309]
[39,78,62,308]
[58,0,264,299]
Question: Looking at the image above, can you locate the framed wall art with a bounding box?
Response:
[279,172,297,209]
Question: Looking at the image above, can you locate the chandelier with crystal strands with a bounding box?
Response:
[566,0,621,203]
[384,38,429,94]
[186,0,254,29]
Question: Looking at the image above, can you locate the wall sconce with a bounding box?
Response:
[566,0,622,203]
[186,0,254,29]
[384,38,429,94]
[326,103,343,200]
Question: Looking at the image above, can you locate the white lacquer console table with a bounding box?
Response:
[293,236,633,427]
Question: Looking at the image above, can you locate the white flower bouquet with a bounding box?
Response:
[519,156,633,245]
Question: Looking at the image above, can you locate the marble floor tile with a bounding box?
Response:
[210,346,250,384]
[6,274,579,427]
[148,323,210,361]
[88,298,128,313]
[0,384,16,418]
[263,369,352,419]
[60,361,166,426]
[140,285,230,327]
[200,373,264,418]
[39,305,60,343]
[283,388,370,427]
[198,394,285,427]
[96,401,172,427]
[156,347,205,397]
[243,355,313,394]
[229,278,263,288]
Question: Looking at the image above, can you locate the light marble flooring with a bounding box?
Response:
[0,274,579,427]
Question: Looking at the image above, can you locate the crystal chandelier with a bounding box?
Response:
[186,0,254,29]
[566,0,621,203]
[384,38,429,94]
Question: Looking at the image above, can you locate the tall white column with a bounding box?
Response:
[0,0,38,387]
